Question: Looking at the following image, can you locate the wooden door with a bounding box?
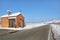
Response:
[9,19,15,27]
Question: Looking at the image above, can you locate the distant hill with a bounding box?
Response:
[46,20,60,24]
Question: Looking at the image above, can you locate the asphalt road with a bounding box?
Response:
[0,25,50,40]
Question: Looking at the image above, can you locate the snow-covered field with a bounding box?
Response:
[0,22,60,40]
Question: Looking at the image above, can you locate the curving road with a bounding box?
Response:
[0,25,51,40]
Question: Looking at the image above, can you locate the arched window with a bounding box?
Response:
[19,20,23,27]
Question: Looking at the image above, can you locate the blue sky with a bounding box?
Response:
[0,0,60,22]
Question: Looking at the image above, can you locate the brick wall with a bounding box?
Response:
[1,17,9,28]
[15,14,25,28]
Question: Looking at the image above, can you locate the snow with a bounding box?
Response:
[1,12,21,17]
[51,24,60,40]
[0,23,47,30]
[8,17,16,19]
[48,20,60,24]
[23,23,47,29]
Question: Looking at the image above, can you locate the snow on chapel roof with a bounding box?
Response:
[1,12,22,18]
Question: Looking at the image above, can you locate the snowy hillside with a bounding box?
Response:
[46,20,60,24]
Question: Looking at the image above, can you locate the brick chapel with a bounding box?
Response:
[0,10,25,28]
